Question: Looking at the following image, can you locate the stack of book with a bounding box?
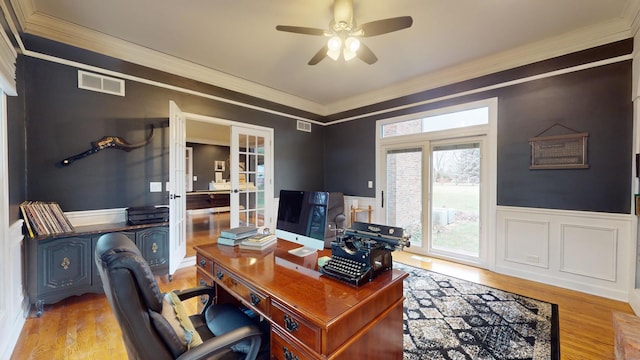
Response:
[217,226,258,246]
[239,233,277,251]
[20,201,74,238]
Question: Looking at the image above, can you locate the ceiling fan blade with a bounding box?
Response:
[359,16,413,37]
[276,25,326,36]
[308,46,329,65]
[357,43,377,65]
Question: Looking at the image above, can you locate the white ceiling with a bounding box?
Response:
[10,0,640,116]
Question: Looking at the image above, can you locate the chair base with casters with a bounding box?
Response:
[95,232,268,360]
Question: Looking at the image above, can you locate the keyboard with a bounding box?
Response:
[320,255,371,286]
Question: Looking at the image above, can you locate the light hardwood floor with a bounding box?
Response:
[10,213,635,359]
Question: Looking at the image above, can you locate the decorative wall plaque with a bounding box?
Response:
[529,132,589,170]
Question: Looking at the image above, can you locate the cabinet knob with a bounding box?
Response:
[216,270,224,280]
[284,314,299,333]
[199,278,206,286]
[60,257,70,270]
[199,259,206,267]
[283,347,299,360]
[250,293,260,306]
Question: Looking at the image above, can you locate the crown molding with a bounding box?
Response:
[327,18,634,115]
[8,0,34,29]
[625,0,640,37]
[11,0,639,118]
[16,9,328,115]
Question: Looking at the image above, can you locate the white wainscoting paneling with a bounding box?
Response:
[65,207,127,226]
[496,206,634,301]
[504,218,549,268]
[0,220,26,360]
[559,224,617,281]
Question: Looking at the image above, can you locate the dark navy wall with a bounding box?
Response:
[496,62,632,213]
[187,143,230,190]
[325,43,633,214]
[324,117,376,196]
[18,40,326,212]
[9,35,634,216]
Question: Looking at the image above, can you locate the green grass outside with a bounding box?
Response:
[431,183,479,255]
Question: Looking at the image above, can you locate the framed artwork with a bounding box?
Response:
[529,132,589,170]
[214,160,225,172]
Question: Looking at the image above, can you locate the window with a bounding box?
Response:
[381,107,489,138]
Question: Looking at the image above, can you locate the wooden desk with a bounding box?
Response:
[194,240,407,360]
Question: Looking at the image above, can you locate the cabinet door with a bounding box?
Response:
[39,236,92,295]
[136,227,168,272]
[92,231,135,287]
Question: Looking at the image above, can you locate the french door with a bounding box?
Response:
[381,137,485,265]
[168,101,186,276]
[230,126,272,229]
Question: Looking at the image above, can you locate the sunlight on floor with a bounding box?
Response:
[408,254,480,283]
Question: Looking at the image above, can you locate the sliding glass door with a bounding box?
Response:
[430,141,481,261]
[377,100,494,266]
[382,138,484,263]
[384,144,425,248]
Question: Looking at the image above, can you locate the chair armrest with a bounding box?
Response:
[173,286,215,311]
[175,324,263,360]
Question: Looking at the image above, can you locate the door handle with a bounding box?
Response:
[233,189,239,193]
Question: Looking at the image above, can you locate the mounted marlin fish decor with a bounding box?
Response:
[58,124,154,167]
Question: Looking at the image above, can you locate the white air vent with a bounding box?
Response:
[297,120,311,132]
[78,70,125,96]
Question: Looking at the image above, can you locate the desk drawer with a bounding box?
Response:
[271,301,321,353]
[271,327,317,360]
[196,253,213,274]
[213,264,269,316]
[196,268,214,287]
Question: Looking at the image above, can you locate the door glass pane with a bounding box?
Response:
[386,147,423,246]
[236,132,266,227]
[431,143,480,256]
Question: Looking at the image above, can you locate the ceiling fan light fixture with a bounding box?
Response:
[327,35,342,61]
[327,48,341,61]
[343,47,357,61]
[276,0,413,65]
[345,37,360,52]
[327,36,342,51]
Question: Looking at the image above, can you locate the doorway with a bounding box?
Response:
[430,140,482,261]
[175,112,274,258]
[377,99,496,267]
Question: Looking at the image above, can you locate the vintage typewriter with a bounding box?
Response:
[319,222,410,286]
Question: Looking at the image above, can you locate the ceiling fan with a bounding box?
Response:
[275,0,413,65]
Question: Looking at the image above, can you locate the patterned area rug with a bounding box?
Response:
[396,262,560,360]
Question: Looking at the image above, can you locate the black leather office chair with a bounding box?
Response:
[326,192,347,248]
[95,232,264,360]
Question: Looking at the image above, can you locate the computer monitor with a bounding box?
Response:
[276,190,329,257]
